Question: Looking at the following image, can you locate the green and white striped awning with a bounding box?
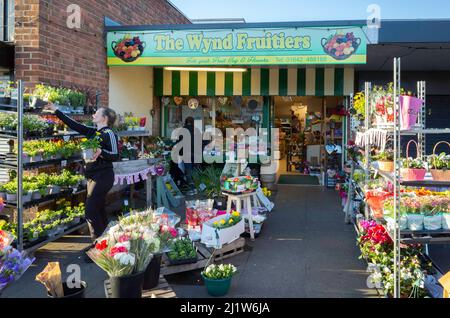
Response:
[154,67,354,97]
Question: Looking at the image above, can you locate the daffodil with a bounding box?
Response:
[232,211,240,217]
[213,221,219,226]
[220,219,226,225]
[81,138,87,142]
[229,219,234,224]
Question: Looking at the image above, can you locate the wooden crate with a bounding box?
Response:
[160,238,246,276]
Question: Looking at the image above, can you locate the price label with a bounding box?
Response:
[61,160,67,167]
[199,183,207,191]
[63,135,70,142]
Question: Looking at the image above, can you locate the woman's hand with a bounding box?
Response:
[43,102,58,112]
[92,149,102,161]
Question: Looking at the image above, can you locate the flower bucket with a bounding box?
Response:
[399,215,408,230]
[400,168,426,181]
[400,95,423,130]
[442,213,450,230]
[48,282,87,298]
[407,214,424,231]
[377,160,394,172]
[424,214,443,231]
[201,274,233,297]
[108,271,145,298]
[82,149,95,162]
[143,253,162,290]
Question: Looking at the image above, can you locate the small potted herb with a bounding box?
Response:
[428,151,450,181]
[201,264,237,297]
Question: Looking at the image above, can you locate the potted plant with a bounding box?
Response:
[400,157,427,182]
[0,184,6,200]
[80,133,101,162]
[4,183,17,202]
[403,197,424,231]
[428,149,450,182]
[201,264,237,297]
[166,237,198,266]
[373,150,394,172]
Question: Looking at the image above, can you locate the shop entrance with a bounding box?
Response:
[273,96,347,186]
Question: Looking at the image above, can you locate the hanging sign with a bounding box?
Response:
[107,26,368,66]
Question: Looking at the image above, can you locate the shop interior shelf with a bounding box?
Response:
[5,188,87,209]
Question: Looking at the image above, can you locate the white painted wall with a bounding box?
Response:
[109,66,154,132]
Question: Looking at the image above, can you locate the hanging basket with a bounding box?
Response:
[400,140,426,181]
[430,141,450,181]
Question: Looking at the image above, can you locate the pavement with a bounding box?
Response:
[2,185,379,298]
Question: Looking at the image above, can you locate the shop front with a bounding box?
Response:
[106,22,369,185]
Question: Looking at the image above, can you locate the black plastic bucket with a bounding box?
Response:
[143,253,162,290]
[47,281,87,298]
[109,271,145,298]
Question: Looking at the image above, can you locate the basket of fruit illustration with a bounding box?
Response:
[321,32,361,60]
[112,35,146,62]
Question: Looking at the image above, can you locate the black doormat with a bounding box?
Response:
[277,174,320,185]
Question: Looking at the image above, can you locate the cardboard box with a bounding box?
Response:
[201,214,245,248]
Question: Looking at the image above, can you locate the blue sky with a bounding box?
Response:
[170,0,450,22]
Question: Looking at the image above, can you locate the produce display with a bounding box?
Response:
[322,32,360,60]
[112,35,145,62]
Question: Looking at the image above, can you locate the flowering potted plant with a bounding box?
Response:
[428,145,450,181]
[373,150,394,172]
[79,132,102,163]
[201,211,245,248]
[201,264,237,297]
[400,157,427,182]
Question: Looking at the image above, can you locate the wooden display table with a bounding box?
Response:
[223,191,259,240]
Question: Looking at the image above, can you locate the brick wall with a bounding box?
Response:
[14,0,190,105]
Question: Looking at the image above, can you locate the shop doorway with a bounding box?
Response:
[273,96,347,186]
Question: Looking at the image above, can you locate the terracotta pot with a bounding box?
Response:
[430,169,450,181]
[378,160,394,172]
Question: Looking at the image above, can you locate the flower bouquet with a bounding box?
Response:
[87,222,160,298]
[221,176,258,194]
[0,230,35,294]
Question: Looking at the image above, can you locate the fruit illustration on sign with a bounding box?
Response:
[322,32,360,60]
[112,34,145,62]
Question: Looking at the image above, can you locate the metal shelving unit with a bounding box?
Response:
[345,58,450,298]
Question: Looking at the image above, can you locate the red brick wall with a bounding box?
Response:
[14,0,190,105]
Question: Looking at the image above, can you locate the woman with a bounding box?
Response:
[45,104,119,243]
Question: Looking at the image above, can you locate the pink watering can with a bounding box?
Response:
[400,95,424,130]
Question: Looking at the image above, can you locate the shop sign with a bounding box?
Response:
[107,26,367,66]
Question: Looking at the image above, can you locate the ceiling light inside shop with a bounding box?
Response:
[164,67,247,72]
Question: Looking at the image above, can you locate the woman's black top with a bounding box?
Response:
[55,110,119,178]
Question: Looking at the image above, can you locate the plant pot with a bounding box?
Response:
[0,192,6,200]
[442,214,450,230]
[22,191,32,203]
[377,160,394,172]
[143,253,162,290]
[424,214,443,230]
[108,271,145,298]
[80,179,87,187]
[30,154,43,163]
[22,155,31,164]
[407,214,424,231]
[82,149,95,162]
[48,282,87,298]
[50,185,61,194]
[400,168,426,182]
[430,169,450,182]
[44,186,51,196]
[127,127,133,131]
[32,190,42,200]
[201,274,233,297]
